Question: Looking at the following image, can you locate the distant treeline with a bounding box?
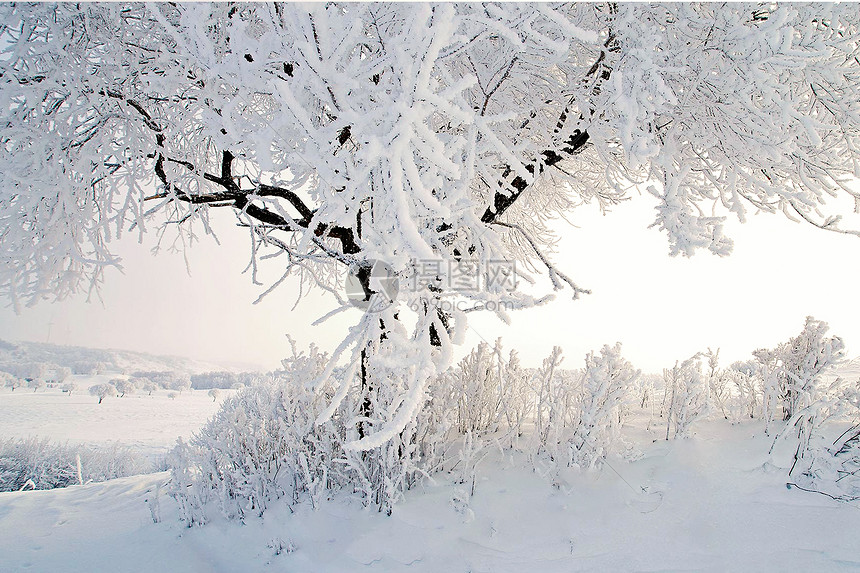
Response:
[188,371,270,390]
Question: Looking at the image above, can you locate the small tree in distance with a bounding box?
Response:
[171,377,192,396]
[114,380,136,398]
[3,373,23,392]
[208,389,221,402]
[27,378,45,393]
[89,384,116,405]
[139,380,158,396]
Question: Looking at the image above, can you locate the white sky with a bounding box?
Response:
[1,196,858,373]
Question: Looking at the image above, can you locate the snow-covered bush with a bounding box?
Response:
[450,339,513,435]
[566,344,640,469]
[207,388,221,402]
[498,349,533,438]
[61,381,77,396]
[169,343,453,523]
[530,344,639,471]
[0,438,149,492]
[725,360,761,422]
[778,317,845,420]
[754,317,845,429]
[533,347,569,455]
[663,355,709,439]
[169,379,331,524]
[88,383,116,404]
[769,376,860,500]
[794,416,860,502]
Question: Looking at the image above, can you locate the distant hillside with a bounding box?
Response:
[0,339,238,375]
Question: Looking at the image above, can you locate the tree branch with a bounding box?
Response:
[481,28,618,224]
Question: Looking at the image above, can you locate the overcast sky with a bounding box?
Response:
[1,194,858,373]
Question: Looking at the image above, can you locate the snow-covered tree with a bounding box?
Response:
[2,372,23,392]
[114,379,136,398]
[208,388,221,402]
[2,3,859,455]
[754,317,845,425]
[88,383,116,405]
[778,317,845,420]
[27,377,45,393]
[55,367,72,384]
[170,376,192,395]
[62,381,77,396]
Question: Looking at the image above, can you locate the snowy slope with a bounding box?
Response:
[2,420,860,572]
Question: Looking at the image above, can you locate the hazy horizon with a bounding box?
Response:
[2,195,859,373]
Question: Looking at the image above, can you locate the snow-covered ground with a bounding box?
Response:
[1,388,859,572]
[0,377,225,461]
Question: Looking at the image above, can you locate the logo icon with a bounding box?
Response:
[345,259,399,313]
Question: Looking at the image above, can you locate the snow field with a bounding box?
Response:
[0,375,227,461]
[2,419,860,572]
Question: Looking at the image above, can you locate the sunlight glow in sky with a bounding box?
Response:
[1,195,858,373]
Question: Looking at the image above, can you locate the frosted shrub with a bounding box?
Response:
[534,347,568,454]
[754,317,845,430]
[794,417,860,502]
[451,339,509,435]
[498,350,533,438]
[778,318,845,420]
[528,344,640,473]
[567,344,640,469]
[663,355,709,439]
[169,378,335,524]
[770,378,860,500]
[725,361,761,422]
[0,438,149,492]
[168,343,453,523]
[704,350,730,420]
[445,340,532,442]
[636,373,660,410]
